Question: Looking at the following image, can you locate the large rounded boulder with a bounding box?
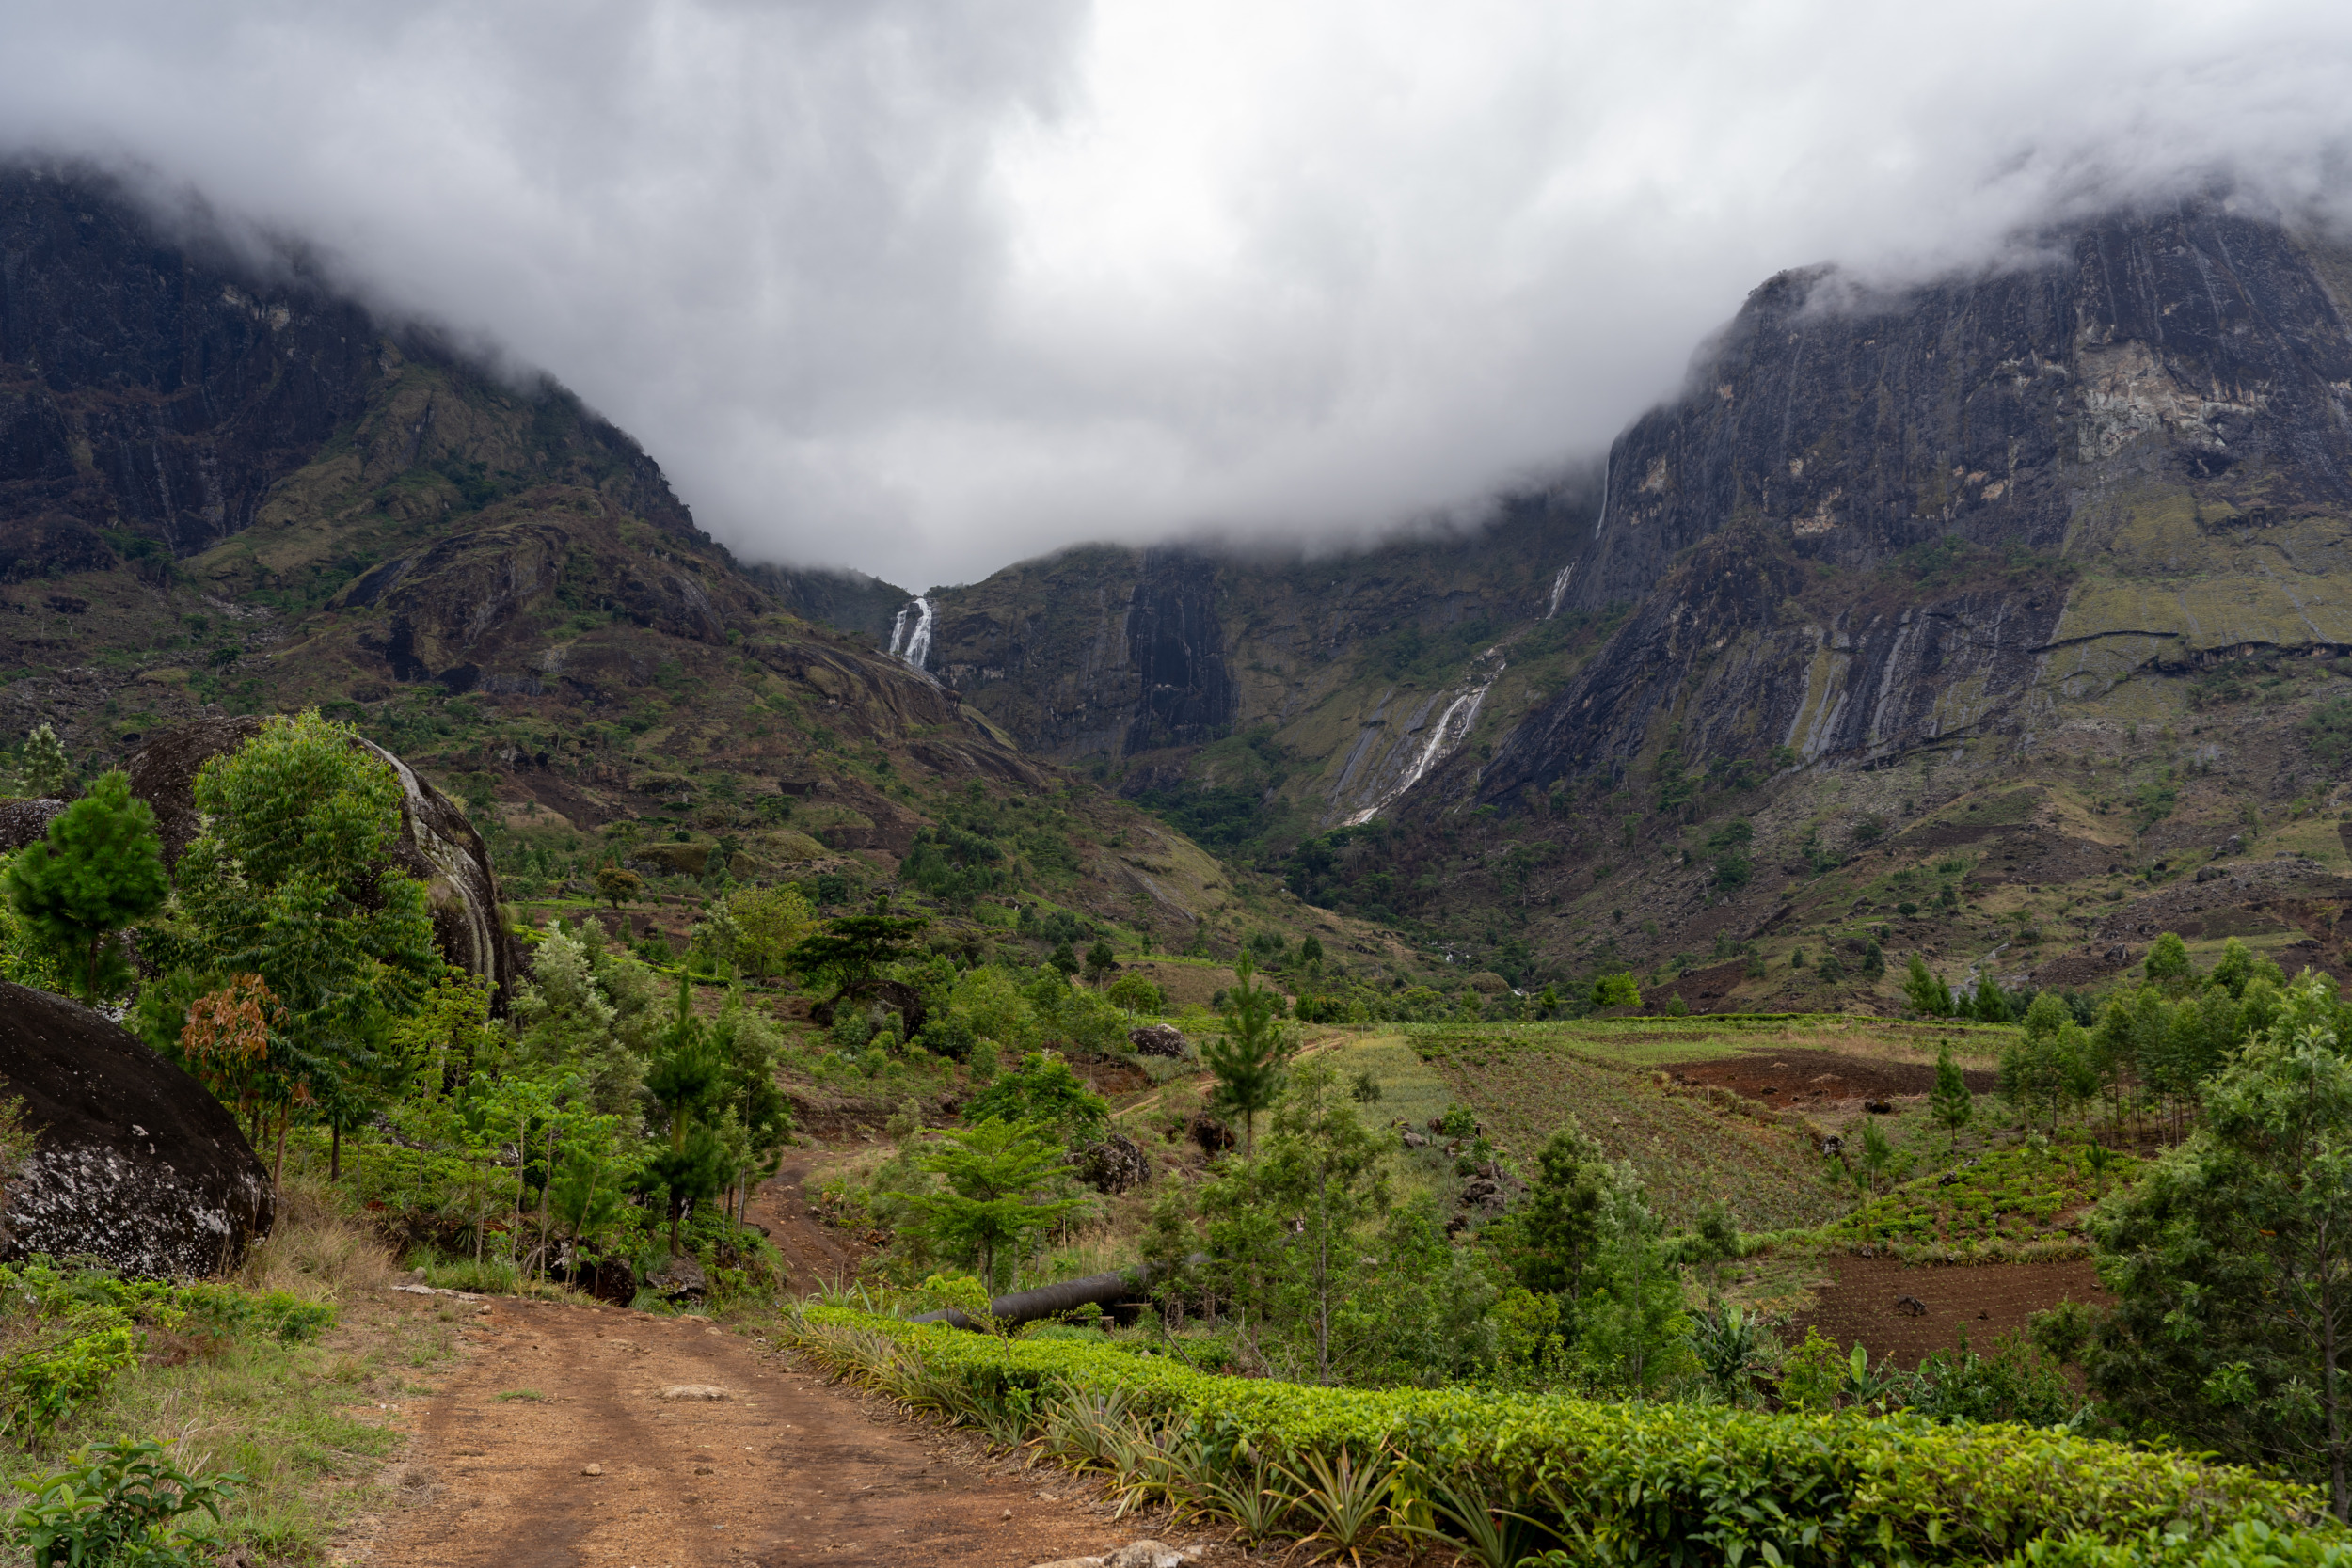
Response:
[126,718,520,1003]
[0,980,274,1275]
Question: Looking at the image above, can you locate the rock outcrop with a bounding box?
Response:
[126,718,520,1001]
[0,979,274,1275]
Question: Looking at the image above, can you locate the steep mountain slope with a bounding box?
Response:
[0,163,1405,968]
[893,196,2352,999]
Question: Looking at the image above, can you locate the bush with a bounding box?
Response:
[791,1306,2330,1567]
[4,1439,242,1566]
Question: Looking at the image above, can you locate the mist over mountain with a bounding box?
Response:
[5,1,2352,585]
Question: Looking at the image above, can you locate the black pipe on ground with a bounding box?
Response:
[908,1252,1210,1331]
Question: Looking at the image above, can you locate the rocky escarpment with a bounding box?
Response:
[1476,198,2352,807]
[0,979,274,1275]
[0,163,693,583]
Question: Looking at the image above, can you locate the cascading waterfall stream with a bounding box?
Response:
[1344,659,1503,825]
[1545,454,1609,619]
[887,595,934,671]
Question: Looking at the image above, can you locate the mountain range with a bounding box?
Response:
[6,161,2350,1006]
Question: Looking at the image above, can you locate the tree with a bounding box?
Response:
[175,712,442,1151]
[725,883,817,980]
[1931,1042,1974,1147]
[964,1051,1108,1146]
[1252,1061,1391,1383]
[642,974,728,1253]
[1105,973,1161,1017]
[906,1117,1087,1290]
[1590,972,1641,1008]
[1298,934,1325,968]
[15,722,72,800]
[1903,954,1953,1017]
[1201,952,1293,1156]
[594,864,644,911]
[1499,1124,1612,1293]
[1047,940,1080,978]
[2143,930,2194,989]
[785,911,929,1016]
[2090,974,2352,1520]
[4,770,167,1004]
[1082,940,1120,987]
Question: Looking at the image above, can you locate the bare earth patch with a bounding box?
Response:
[350,1291,1227,1568]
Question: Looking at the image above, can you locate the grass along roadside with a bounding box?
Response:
[1,1185,462,1565]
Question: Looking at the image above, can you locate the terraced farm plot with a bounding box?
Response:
[1410,1031,1848,1231]
[1824,1142,2144,1255]
[1320,1033,1456,1139]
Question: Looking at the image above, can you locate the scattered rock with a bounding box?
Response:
[2196,866,2225,883]
[1864,1100,1893,1115]
[1187,1113,1235,1155]
[0,981,275,1276]
[657,1386,731,1402]
[1105,1544,1193,1568]
[645,1253,707,1302]
[1072,1132,1152,1195]
[1128,1023,1186,1058]
[1895,1295,1928,1317]
[1458,1162,1525,1213]
[1400,1128,1428,1149]
[580,1464,604,1477]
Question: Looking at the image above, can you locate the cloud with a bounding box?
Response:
[3,0,2350,588]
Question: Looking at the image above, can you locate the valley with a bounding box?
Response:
[5,160,2352,1568]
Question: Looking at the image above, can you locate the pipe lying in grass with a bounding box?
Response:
[909,1252,1210,1331]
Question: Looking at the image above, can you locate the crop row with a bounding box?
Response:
[788,1305,2336,1567]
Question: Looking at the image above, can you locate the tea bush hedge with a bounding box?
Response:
[792,1305,2338,1566]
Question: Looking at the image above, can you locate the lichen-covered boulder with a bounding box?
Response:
[0,797,63,853]
[1128,1023,1186,1058]
[126,718,520,1003]
[0,980,274,1275]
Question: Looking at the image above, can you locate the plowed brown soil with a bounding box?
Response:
[1660,1048,1998,1109]
[1788,1256,2107,1369]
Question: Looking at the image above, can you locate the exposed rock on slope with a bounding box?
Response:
[126,717,521,1000]
[1482,200,2352,801]
[0,979,274,1275]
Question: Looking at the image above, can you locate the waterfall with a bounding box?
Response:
[1545,453,1608,620]
[901,594,933,670]
[1343,660,1503,825]
[887,604,911,658]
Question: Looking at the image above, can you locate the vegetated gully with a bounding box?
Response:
[358,1160,1177,1568]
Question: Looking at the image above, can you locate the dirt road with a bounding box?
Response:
[744,1150,865,1297]
[353,1290,1193,1568]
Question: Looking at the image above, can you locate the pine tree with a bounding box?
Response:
[4,769,167,1004]
[16,723,72,800]
[1931,1042,1974,1148]
[1201,952,1293,1156]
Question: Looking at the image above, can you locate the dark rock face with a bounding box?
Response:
[126,718,520,1001]
[738,562,912,646]
[0,165,383,572]
[1478,199,2352,805]
[1552,203,2352,619]
[1124,549,1234,753]
[0,979,274,1275]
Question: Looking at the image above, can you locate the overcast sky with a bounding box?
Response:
[5,2,2351,590]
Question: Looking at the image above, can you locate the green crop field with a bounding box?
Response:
[1403,1029,1847,1230]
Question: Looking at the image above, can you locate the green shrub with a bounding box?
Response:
[4,1438,242,1566]
[790,1306,2331,1567]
